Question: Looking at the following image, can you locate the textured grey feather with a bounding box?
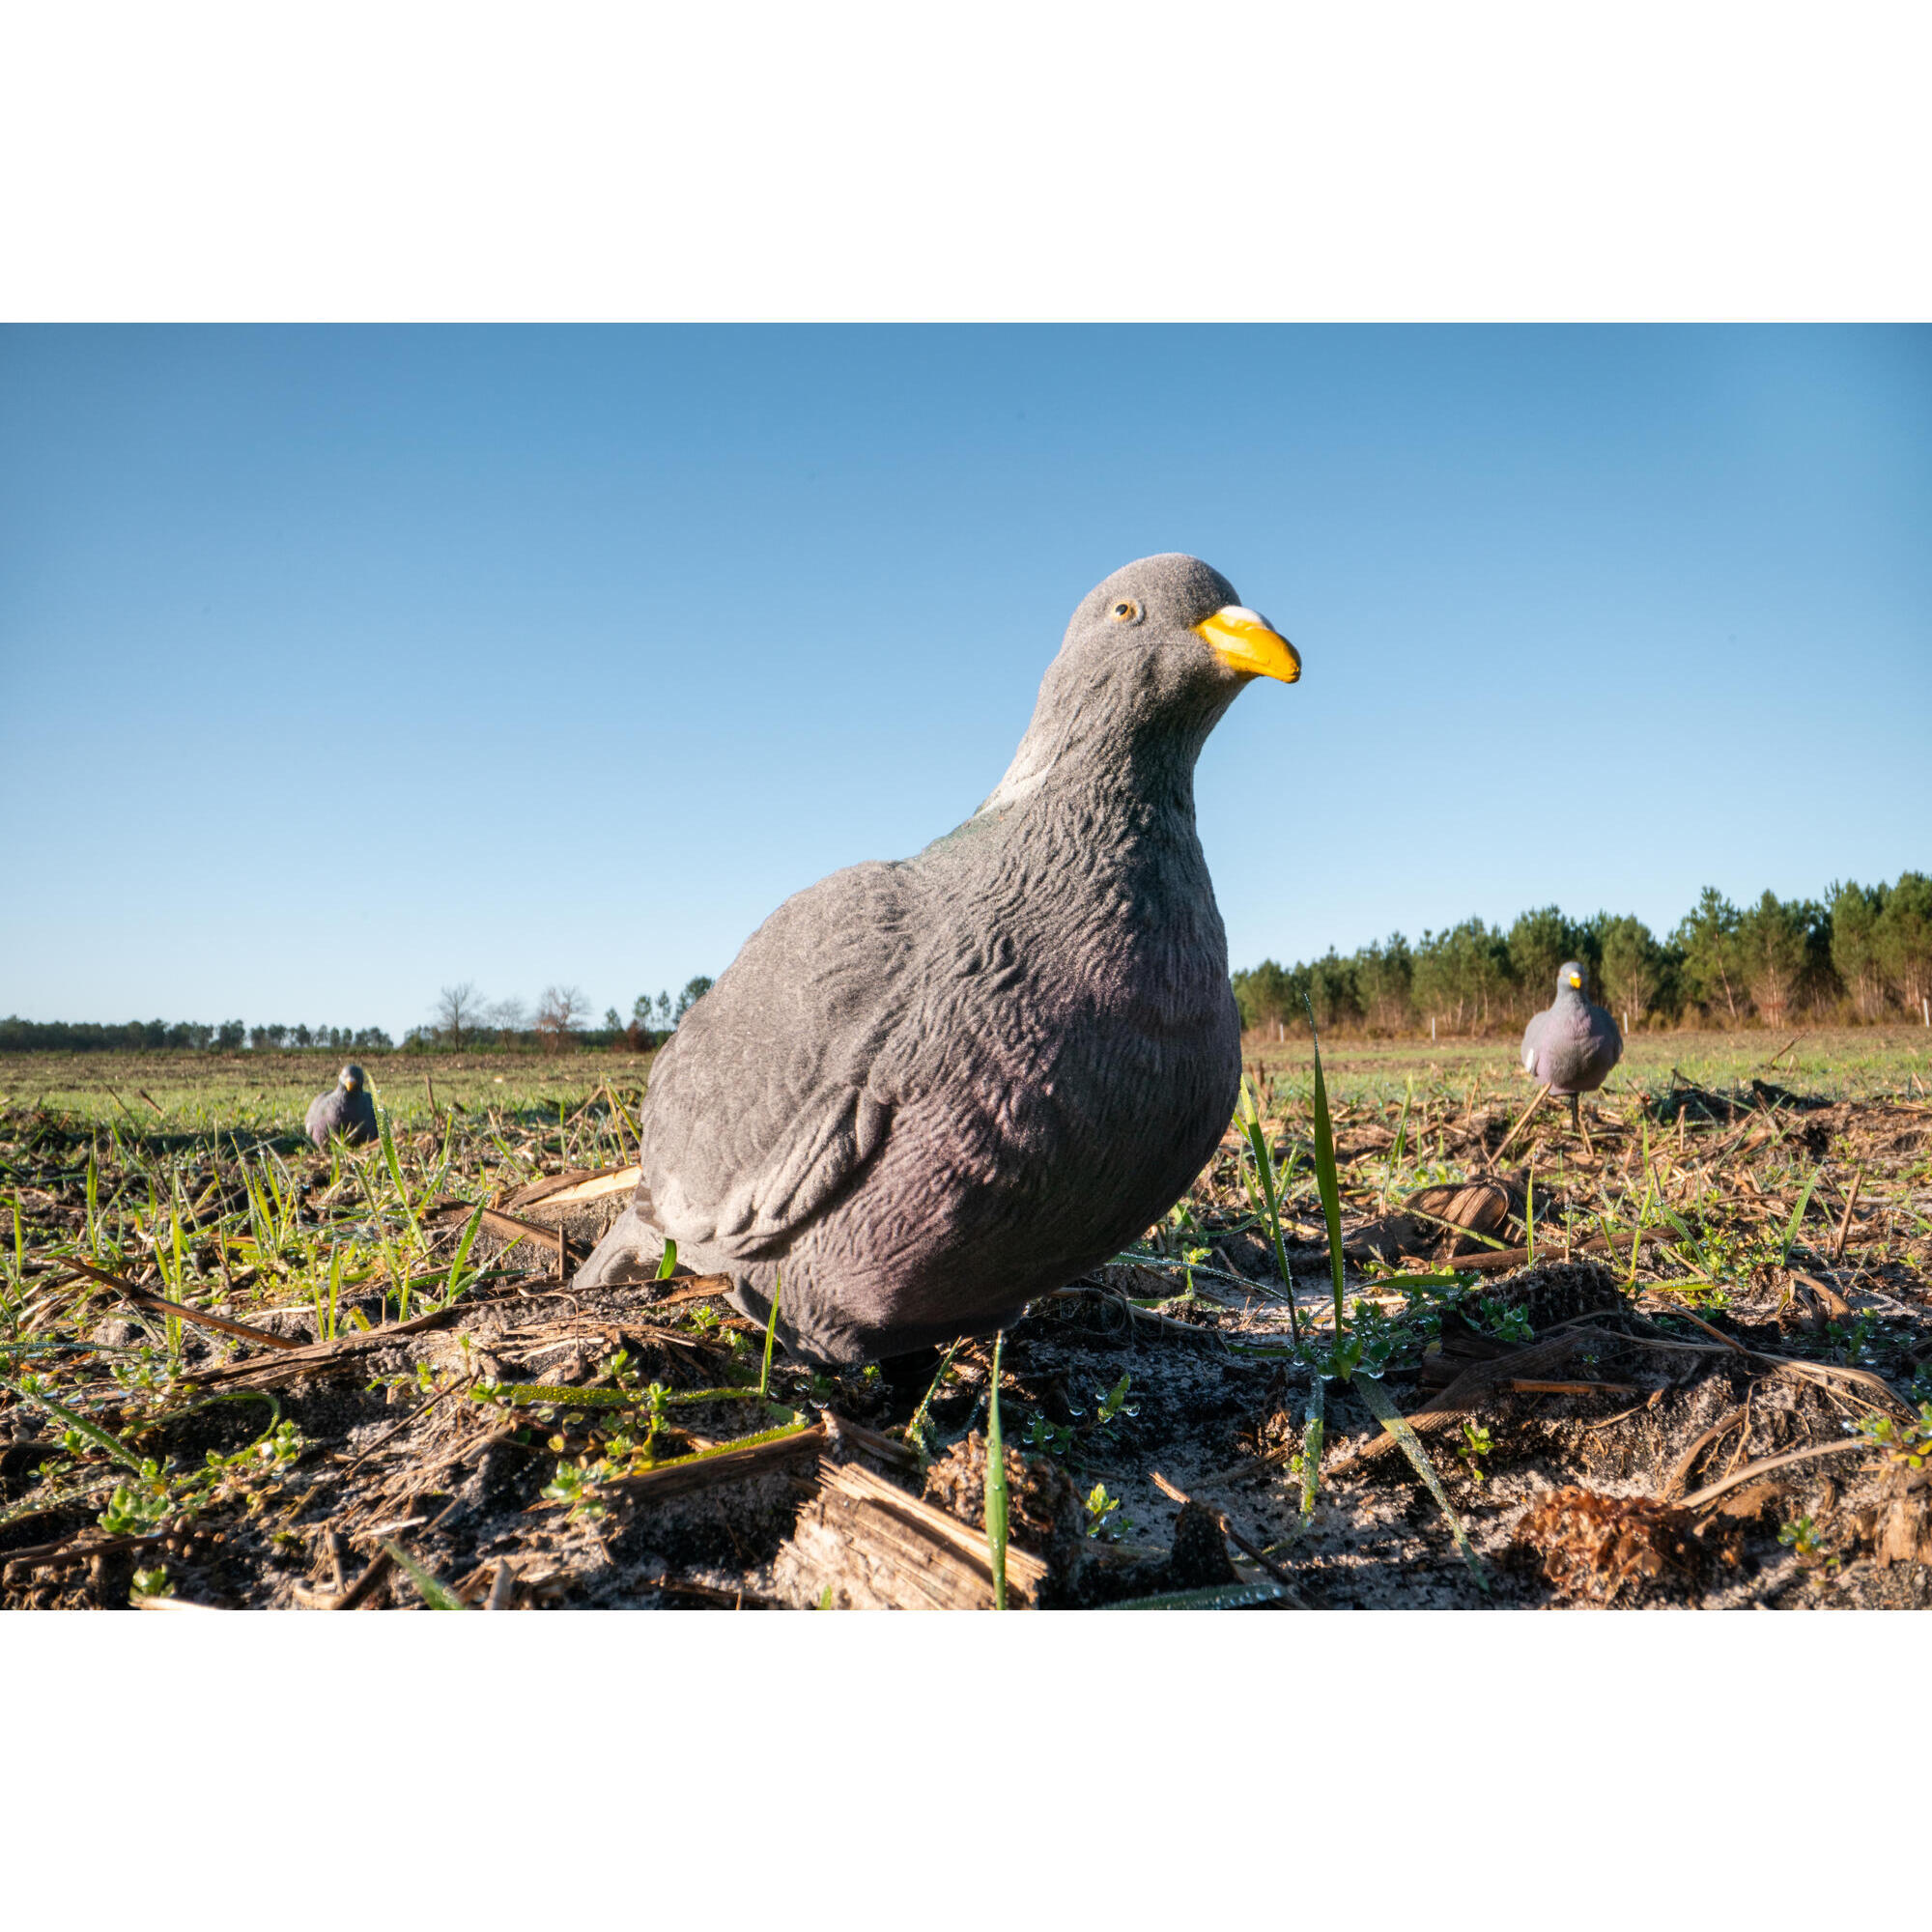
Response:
[577,554,1299,1365]
[305,1063,378,1148]
[1520,962,1622,1095]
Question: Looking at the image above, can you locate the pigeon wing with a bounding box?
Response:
[633,860,917,1261]
[1520,1011,1546,1076]
[1592,1003,1625,1072]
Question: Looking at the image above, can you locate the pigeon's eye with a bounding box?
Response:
[1110,599,1142,624]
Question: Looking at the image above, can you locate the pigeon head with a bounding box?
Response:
[1066,553,1299,697]
[1555,962,1588,998]
[339,1064,366,1092]
[987,554,1298,813]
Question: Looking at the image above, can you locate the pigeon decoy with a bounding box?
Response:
[576,554,1301,1364]
[305,1063,379,1148]
[1520,961,1622,1137]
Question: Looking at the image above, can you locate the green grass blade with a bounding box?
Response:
[1304,1002,1347,1339]
[379,1111,415,1228]
[605,1085,641,1149]
[443,1200,486,1307]
[381,1236,411,1324]
[1353,1373,1487,1591]
[1631,1134,1654,1288]
[904,1338,964,1466]
[381,1540,468,1610]
[1780,1165,1823,1266]
[1,1374,145,1471]
[0,1469,124,1528]
[656,1237,677,1280]
[758,1270,781,1399]
[1239,1117,1300,1344]
[1105,1578,1292,1610]
[985,1329,1009,1609]
[1300,1375,1323,1520]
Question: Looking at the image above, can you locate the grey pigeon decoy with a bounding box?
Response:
[305,1063,378,1148]
[1520,961,1622,1132]
[576,554,1301,1365]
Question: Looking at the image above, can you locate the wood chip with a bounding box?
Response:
[783,1457,1046,1610]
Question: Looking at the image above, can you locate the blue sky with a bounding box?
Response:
[2,326,1927,1037]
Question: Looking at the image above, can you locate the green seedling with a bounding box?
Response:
[541,1460,607,1519]
[1853,1404,1932,1467]
[1094,1371,1136,1430]
[1777,1516,1837,1575]
[1825,1312,1881,1363]
[1458,1420,1493,1482]
[1083,1481,1122,1541]
[1479,1299,1534,1345]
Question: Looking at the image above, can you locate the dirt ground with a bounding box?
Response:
[3,1036,1928,1610]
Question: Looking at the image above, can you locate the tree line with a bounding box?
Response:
[0,976,724,1060]
[0,1018,395,1055]
[1232,873,1932,1037]
[406,978,718,1053]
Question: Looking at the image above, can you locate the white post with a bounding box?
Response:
[1431,1014,1436,1041]
[1922,996,1929,1029]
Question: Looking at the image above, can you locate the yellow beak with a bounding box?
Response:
[1193,605,1300,683]
[1568,974,1581,989]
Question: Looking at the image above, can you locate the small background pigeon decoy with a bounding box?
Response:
[305,1063,378,1148]
[576,554,1301,1365]
[1520,961,1623,1132]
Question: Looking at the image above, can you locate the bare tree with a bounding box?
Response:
[534,984,589,1053]
[489,996,529,1041]
[436,981,484,1050]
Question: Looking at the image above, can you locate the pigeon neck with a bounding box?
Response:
[980,673,1229,826]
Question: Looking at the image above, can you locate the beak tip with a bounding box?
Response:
[1195,606,1301,686]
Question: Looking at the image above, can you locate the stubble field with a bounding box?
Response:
[3,1027,1928,1612]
